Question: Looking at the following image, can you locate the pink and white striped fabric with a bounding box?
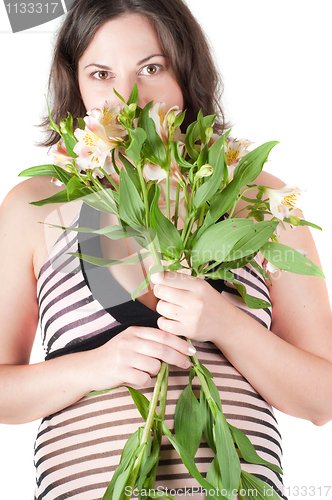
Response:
[34,205,287,500]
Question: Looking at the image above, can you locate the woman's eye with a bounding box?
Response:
[140,64,161,76]
[92,70,111,80]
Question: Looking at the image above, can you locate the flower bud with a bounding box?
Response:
[195,164,214,181]
[205,126,214,142]
[128,103,137,113]
[167,112,176,126]
[288,215,301,226]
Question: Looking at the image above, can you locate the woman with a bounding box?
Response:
[0,0,331,499]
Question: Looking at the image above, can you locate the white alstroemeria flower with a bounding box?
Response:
[73,127,116,177]
[85,102,127,140]
[264,185,304,221]
[149,102,183,144]
[225,137,253,182]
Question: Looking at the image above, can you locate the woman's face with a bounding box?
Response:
[78,14,184,112]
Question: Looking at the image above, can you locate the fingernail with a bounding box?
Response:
[188,346,196,355]
[185,358,192,369]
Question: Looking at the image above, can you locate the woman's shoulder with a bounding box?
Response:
[1,176,64,213]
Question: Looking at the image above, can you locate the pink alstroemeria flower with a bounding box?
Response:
[49,138,73,170]
[264,185,303,221]
[225,137,253,182]
[73,102,127,177]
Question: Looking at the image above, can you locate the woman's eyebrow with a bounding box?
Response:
[137,54,165,65]
[84,63,111,70]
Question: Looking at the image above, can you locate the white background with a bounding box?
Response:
[0,1,331,498]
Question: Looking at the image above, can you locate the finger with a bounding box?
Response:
[134,327,196,357]
[130,352,161,377]
[135,335,191,370]
[153,283,188,307]
[156,299,183,321]
[151,270,201,291]
[157,316,184,337]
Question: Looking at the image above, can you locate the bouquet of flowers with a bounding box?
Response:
[20,84,324,500]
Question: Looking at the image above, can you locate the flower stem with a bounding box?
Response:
[186,339,217,420]
[148,364,169,486]
[124,362,168,499]
[136,162,150,226]
[166,171,171,220]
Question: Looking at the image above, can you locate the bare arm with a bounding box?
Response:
[0,179,193,424]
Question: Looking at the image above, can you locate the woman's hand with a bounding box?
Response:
[151,271,227,344]
[85,325,196,392]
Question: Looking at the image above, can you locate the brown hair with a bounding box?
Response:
[40,0,229,147]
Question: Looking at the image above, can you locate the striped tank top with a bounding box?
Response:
[34,203,287,500]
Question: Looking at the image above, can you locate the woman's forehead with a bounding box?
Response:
[80,14,163,63]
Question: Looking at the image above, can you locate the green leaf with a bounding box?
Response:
[206,457,224,495]
[233,141,279,188]
[200,388,216,454]
[260,241,325,278]
[169,141,193,169]
[127,387,152,422]
[174,380,202,458]
[127,83,139,105]
[283,217,323,231]
[197,143,209,168]
[225,220,279,261]
[229,278,271,309]
[126,127,146,163]
[77,117,85,130]
[207,176,243,224]
[111,463,134,500]
[161,421,222,500]
[82,190,119,215]
[18,164,74,185]
[113,88,126,104]
[29,188,89,206]
[131,264,164,301]
[184,114,217,160]
[213,254,258,273]
[60,112,78,158]
[184,121,200,160]
[191,218,255,271]
[138,102,168,169]
[45,222,145,242]
[103,429,140,499]
[69,250,150,268]
[193,143,226,209]
[214,410,241,499]
[119,152,141,192]
[150,186,184,260]
[119,168,145,226]
[137,429,161,492]
[173,110,186,129]
[228,424,282,474]
[66,176,85,200]
[208,130,231,166]
[240,470,281,500]
[45,95,61,135]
